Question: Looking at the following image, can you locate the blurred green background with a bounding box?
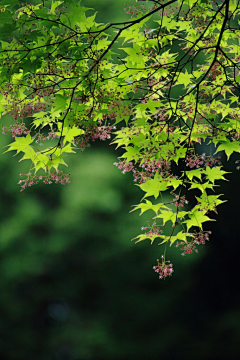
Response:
[1,1,240,359]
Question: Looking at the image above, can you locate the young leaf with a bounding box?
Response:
[204,166,229,184]
[130,200,168,215]
[184,209,215,231]
[137,173,169,199]
[215,140,240,160]
[6,134,34,155]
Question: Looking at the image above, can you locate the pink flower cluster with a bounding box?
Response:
[114,159,161,184]
[114,146,171,184]
[170,191,188,207]
[76,122,116,152]
[176,241,199,255]
[153,256,174,280]
[124,3,146,17]
[89,125,116,141]
[140,158,170,174]
[18,170,70,192]
[193,230,211,246]
[113,160,135,174]
[186,151,221,169]
[176,231,211,256]
[2,123,30,138]
[35,129,60,145]
[141,221,163,238]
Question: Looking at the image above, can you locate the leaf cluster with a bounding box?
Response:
[1,0,240,276]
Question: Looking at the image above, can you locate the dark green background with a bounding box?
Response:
[1,1,240,359]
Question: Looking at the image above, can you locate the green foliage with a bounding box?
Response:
[1,0,240,278]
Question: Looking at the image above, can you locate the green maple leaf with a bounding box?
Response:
[204,166,229,184]
[111,129,132,148]
[19,147,37,162]
[177,210,189,220]
[130,200,168,215]
[183,209,215,231]
[56,126,84,145]
[138,172,169,199]
[121,146,140,162]
[6,134,34,154]
[196,192,227,212]
[132,233,162,245]
[176,70,194,87]
[167,176,182,190]
[215,139,240,160]
[158,231,189,245]
[155,209,175,225]
[185,169,203,181]
[189,181,216,193]
[33,153,50,172]
[47,156,67,171]
[53,94,68,112]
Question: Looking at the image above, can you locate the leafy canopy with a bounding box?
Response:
[1,0,240,279]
